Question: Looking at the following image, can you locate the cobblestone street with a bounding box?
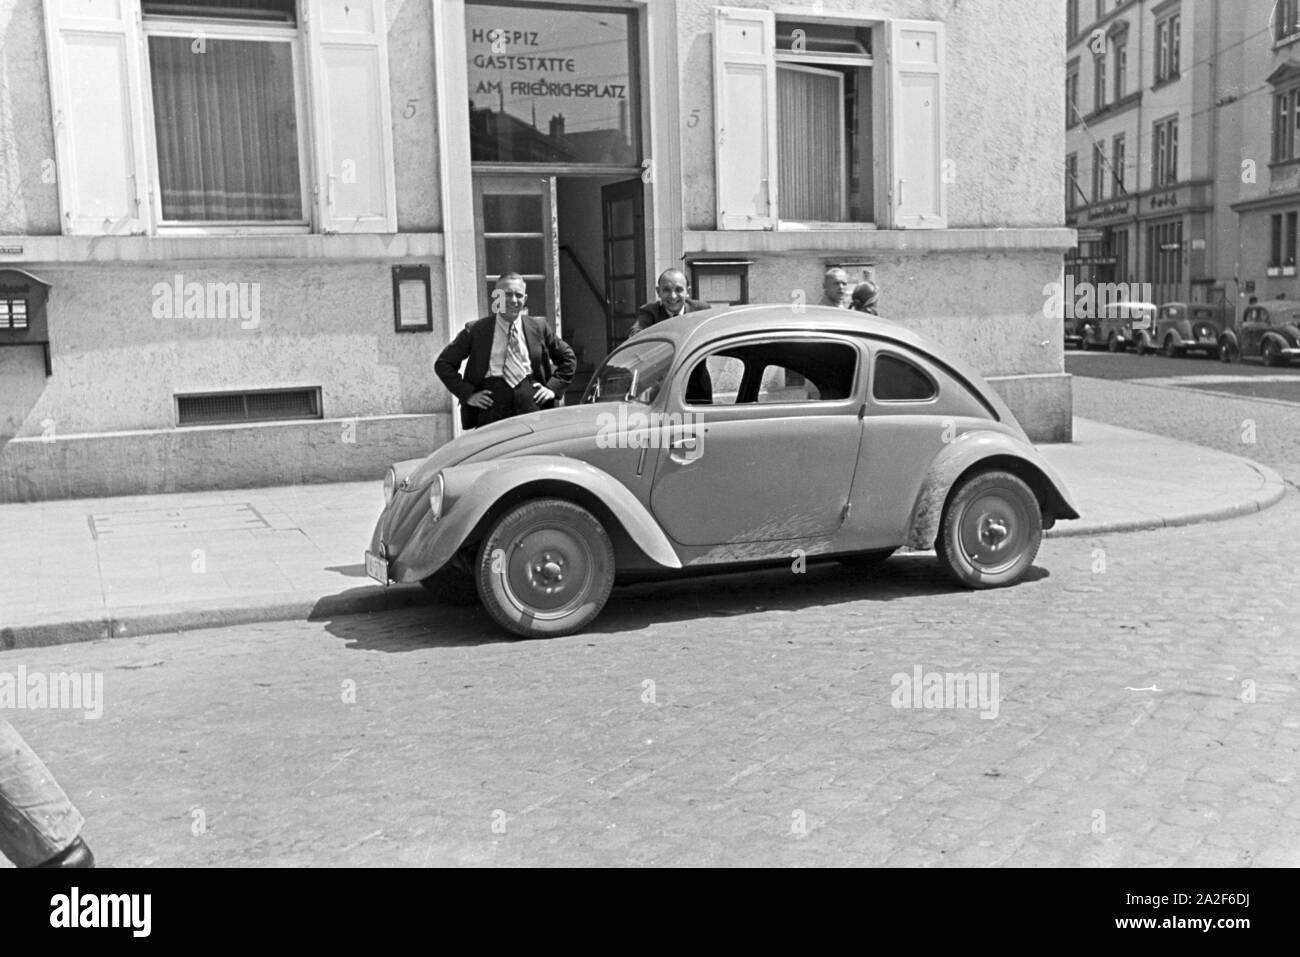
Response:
[6,484,1297,866]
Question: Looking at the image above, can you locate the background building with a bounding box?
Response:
[0,0,1073,502]
[1065,0,1300,312]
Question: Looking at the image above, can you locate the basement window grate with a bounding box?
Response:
[176,387,322,426]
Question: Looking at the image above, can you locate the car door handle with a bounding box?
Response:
[670,436,698,451]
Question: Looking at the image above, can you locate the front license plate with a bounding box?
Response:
[365,551,389,584]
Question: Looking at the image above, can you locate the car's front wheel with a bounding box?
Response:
[476,498,615,639]
[936,471,1042,589]
[1163,335,1181,358]
[1219,339,1239,363]
[1263,338,1287,367]
[1107,333,1123,353]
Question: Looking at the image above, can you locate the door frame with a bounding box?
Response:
[471,174,561,334]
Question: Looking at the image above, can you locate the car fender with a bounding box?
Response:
[1219,329,1240,348]
[904,431,1080,550]
[1263,330,1293,350]
[394,455,682,580]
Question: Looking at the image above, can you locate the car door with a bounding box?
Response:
[647,335,864,548]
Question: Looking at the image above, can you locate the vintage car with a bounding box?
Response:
[1078,301,1156,352]
[1133,301,1228,357]
[366,306,1080,639]
[1219,300,1300,366]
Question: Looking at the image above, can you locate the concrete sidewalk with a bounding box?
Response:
[0,418,1286,648]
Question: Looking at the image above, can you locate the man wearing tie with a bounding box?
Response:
[435,273,576,429]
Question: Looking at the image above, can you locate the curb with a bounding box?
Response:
[1,584,430,651]
[1044,461,1288,539]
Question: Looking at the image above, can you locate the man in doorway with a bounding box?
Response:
[435,273,576,429]
[820,267,852,308]
[629,268,709,336]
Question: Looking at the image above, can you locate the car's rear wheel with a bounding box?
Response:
[476,498,615,639]
[1263,338,1286,367]
[936,471,1042,589]
[1219,339,1239,363]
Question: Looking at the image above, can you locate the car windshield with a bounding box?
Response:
[584,338,675,404]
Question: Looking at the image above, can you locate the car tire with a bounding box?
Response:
[475,497,615,639]
[1107,333,1123,353]
[419,563,479,606]
[1219,339,1239,363]
[1263,338,1286,367]
[838,549,895,571]
[1162,335,1180,358]
[935,471,1042,589]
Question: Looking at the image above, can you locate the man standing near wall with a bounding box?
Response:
[629,269,709,335]
[820,267,852,309]
[435,273,576,429]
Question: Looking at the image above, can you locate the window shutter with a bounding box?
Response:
[712,7,777,229]
[42,0,150,235]
[887,19,946,229]
[305,0,397,233]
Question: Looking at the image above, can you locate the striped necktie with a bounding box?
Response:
[503,320,531,388]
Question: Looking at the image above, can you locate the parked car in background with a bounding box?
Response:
[1078,301,1155,352]
[366,306,1080,639]
[1134,302,1228,357]
[1219,300,1300,366]
[1063,315,1084,349]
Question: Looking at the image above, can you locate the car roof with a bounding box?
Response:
[1257,300,1300,309]
[629,303,1016,423]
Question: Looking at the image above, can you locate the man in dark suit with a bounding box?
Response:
[628,268,710,335]
[629,268,713,402]
[435,273,576,429]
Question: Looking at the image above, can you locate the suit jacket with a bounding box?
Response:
[435,313,577,429]
[629,299,710,336]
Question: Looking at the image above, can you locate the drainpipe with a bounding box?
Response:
[1133,0,1145,290]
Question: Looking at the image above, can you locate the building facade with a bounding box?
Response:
[1065,0,1300,313]
[1,0,1073,502]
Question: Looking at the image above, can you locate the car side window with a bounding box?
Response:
[684,340,856,406]
[872,353,937,402]
[757,365,822,403]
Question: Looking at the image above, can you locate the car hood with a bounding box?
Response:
[394,403,619,490]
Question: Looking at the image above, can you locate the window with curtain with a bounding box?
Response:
[777,65,845,222]
[774,19,872,223]
[144,0,305,223]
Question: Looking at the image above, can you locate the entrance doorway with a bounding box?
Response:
[472,172,647,402]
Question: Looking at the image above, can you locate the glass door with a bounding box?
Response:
[473,175,561,332]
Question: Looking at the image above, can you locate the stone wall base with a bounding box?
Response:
[986,372,1073,444]
[0,414,452,503]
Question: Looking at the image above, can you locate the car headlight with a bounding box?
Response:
[429,472,444,521]
[383,467,397,506]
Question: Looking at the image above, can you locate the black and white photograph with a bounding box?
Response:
[0,0,1290,911]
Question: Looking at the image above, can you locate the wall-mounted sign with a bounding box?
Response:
[392,265,433,333]
[1148,191,1179,211]
[1085,200,1131,222]
[466,3,639,165]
